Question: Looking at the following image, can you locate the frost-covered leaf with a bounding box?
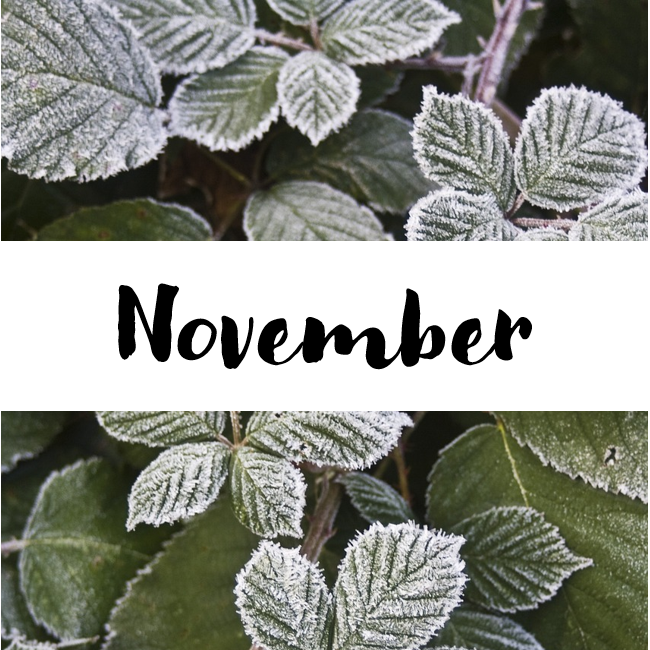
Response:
[5,640,94,649]
[340,472,413,525]
[452,506,591,612]
[19,459,166,639]
[568,190,648,241]
[127,442,231,529]
[266,0,345,24]
[1,412,68,473]
[243,181,390,241]
[1,0,166,182]
[428,425,648,650]
[278,51,360,145]
[515,228,569,241]
[266,110,431,214]
[332,522,466,650]
[235,542,332,650]
[2,563,47,642]
[105,500,258,650]
[110,0,256,74]
[407,190,520,241]
[413,88,517,211]
[97,411,227,447]
[514,86,648,210]
[322,0,460,65]
[496,412,648,503]
[230,448,305,538]
[430,607,544,650]
[169,47,289,152]
[38,200,212,241]
[246,411,412,469]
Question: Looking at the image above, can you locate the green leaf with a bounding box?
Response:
[97,411,227,447]
[495,412,648,503]
[278,51,360,145]
[407,190,519,241]
[1,413,68,473]
[340,472,413,525]
[413,88,517,211]
[243,181,390,240]
[105,500,258,650]
[2,562,47,642]
[38,200,212,241]
[332,522,466,650]
[169,46,289,152]
[127,442,231,529]
[110,0,256,74]
[266,0,345,25]
[246,411,412,468]
[514,86,648,210]
[20,459,166,639]
[568,191,648,241]
[266,110,432,214]
[321,0,460,66]
[442,0,544,83]
[452,506,591,612]
[235,542,332,650]
[230,447,305,538]
[430,606,544,650]
[427,425,648,650]
[1,0,166,182]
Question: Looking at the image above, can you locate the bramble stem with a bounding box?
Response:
[392,445,411,504]
[392,53,483,73]
[474,0,527,105]
[511,216,577,231]
[230,411,242,446]
[254,29,313,51]
[300,473,343,563]
[1,539,28,555]
[506,193,526,218]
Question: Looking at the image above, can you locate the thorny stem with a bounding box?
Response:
[374,411,426,480]
[473,0,528,105]
[300,473,344,563]
[391,53,484,73]
[254,28,313,51]
[511,216,577,231]
[200,149,252,188]
[392,445,411,504]
[310,19,322,50]
[506,192,526,218]
[230,411,242,445]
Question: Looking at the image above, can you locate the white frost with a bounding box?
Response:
[514,86,648,210]
[278,51,360,145]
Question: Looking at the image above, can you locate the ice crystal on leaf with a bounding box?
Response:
[97,411,227,446]
[568,190,648,241]
[321,0,460,66]
[244,181,390,240]
[412,87,517,211]
[514,228,568,241]
[236,523,466,650]
[127,442,231,529]
[340,472,413,525]
[246,411,411,468]
[230,448,306,539]
[235,542,332,650]
[169,47,289,152]
[332,523,466,650]
[514,86,648,210]
[109,0,256,74]
[1,0,166,182]
[278,51,360,145]
[407,190,519,241]
[430,606,545,650]
[266,0,346,25]
[452,506,592,612]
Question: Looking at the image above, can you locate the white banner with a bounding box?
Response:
[1,241,647,409]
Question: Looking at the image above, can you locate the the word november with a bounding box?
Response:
[118,284,532,367]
